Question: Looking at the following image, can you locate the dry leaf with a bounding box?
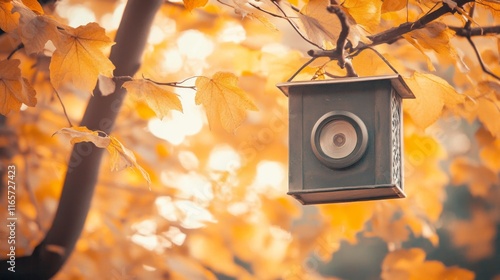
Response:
[403,22,457,64]
[123,79,183,119]
[449,208,496,261]
[0,1,19,32]
[0,59,37,115]
[54,126,151,184]
[476,127,500,172]
[449,157,498,197]
[54,126,110,148]
[21,0,44,14]
[195,72,258,132]
[12,3,59,54]
[382,0,407,13]
[50,22,115,93]
[107,136,151,184]
[382,248,475,280]
[183,0,208,11]
[299,0,362,48]
[404,72,464,129]
[342,0,381,29]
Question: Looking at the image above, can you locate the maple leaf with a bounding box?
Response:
[403,22,457,67]
[21,0,44,14]
[381,0,407,13]
[476,127,500,172]
[342,0,382,30]
[49,22,115,93]
[299,0,362,48]
[12,2,60,54]
[183,0,208,11]
[106,136,151,185]
[403,72,464,129]
[0,59,37,115]
[54,126,151,184]
[54,126,110,148]
[123,79,183,119]
[0,0,18,32]
[195,72,258,132]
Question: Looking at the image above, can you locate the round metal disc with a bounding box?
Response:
[318,120,357,159]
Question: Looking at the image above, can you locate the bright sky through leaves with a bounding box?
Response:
[0,0,499,278]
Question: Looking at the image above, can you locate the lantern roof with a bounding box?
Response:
[277,74,415,99]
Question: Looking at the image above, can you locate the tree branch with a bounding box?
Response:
[307,0,476,63]
[327,3,357,76]
[0,0,163,278]
[449,25,500,36]
[366,1,463,46]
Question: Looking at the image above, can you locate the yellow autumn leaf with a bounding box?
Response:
[107,136,151,184]
[50,22,115,93]
[0,0,18,32]
[54,126,151,184]
[21,0,43,14]
[53,126,110,148]
[449,157,498,197]
[123,79,183,119]
[183,0,208,11]
[449,208,496,261]
[403,22,457,64]
[476,127,500,172]
[404,72,464,129]
[0,59,37,115]
[299,0,362,48]
[382,248,475,280]
[12,3,59,54]
[477,0,500,17]
[342,0,381,30]
[381,248,426,280]
[195,72,258,132]
[320,201,376,243]
[381,0,406,13]
[474,83,500,137]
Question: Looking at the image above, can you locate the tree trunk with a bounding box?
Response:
[0,0,163,278]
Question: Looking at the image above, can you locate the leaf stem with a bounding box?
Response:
[287,56,318,81]
[51,85,73,127]
[143,76,198,89]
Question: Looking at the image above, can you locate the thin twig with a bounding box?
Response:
[51,85,73,127]
[7,44,24,60]
[463,3,500,81]
[248,2,287,18]
[287,56,318,81]
[216,0,237,9]
[143,75,198,89]
[367,0,474,46]
[466,37,500,81]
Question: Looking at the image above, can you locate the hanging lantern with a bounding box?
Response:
[277,75,415,204]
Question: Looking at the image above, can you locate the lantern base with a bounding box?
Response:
[288,184,406,204]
